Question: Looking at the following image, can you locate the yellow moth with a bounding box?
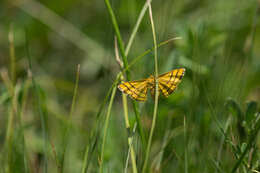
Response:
[118,68,185,101]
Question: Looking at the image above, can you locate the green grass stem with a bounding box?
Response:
[217,116,232,167]
[122,93,138,173]
[184,116,188,173]
[25,32,48,173]
[125,1,150,55]
[18,72,32,173]
[60,64,81,172]
[99,84,118,173]
[1,70,15,145]
[1,69,17,173]
[81,75,120,173]
[69,64,80,119]
[142,2,159,172]
[81,145,89,173]
[104,0,129,78]
[50,141,62,173]
[115,37,138,173]
[3,25,18,171]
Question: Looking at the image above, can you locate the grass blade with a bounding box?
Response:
[115,37,138,173]
[60,64,81,172]
[125,1,150,55]
[81,75,120,173]
[25,30,48,173]
[104,0,129,78]
[98,84,118,173]
[142,1,159,172]
[184,116,188,173]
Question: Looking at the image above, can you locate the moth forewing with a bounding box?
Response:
[118,79,148,101]
[158,68,185,97]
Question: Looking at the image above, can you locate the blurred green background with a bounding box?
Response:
[0,0,260,172]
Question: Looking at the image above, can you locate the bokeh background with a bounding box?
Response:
[0,0,260,172]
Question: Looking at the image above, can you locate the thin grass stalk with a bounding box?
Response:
[115,37,138,173]
[153,119,171,171]
[184,116,188,173]
[122,93,138,173]
[17,72,32,173]
[1,70,14,145]
[124,123,137,173]
[124,1,151,150]
[20,71,32,123]
[202,83,226,137]
[125,1,150,55]
[4,24,17,152]
[131,101,146,150]
[1,70,17,173]
[8,70,31,172]
[8,85,19,173]
[216,116,232,168]
[81,145,89,173]
[30,72,48,173]
[50,141,62,172]
[104,0,129,78]
[142,1,159,172]
[25,32,48,173]
[69,64,80,119]
[99,85,118,173]
[3,25,17,171]
[60,64,81,172]
[81,75,120,173]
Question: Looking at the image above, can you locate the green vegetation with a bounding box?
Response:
[0,0,260,172]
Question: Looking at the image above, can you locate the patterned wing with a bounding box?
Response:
[118,79,148,101]
[158,68,185,97]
